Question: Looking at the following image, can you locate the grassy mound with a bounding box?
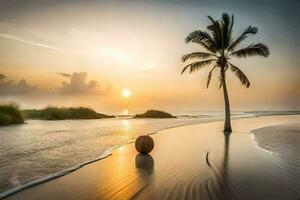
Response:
[23,107,114,120]
[134,110,175,118]
[0,103,24,126]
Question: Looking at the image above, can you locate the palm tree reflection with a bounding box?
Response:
[218,132,233,200]
[207,132,233,199]
[222,132,230,188]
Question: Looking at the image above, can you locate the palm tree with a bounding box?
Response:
[181,13,269,133]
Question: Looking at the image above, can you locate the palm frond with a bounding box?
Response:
[185,30,217,53]
[228,14,234,45]
[230,43,269,58]
[207,16,223,50]
[182,13,269,93]
[192,40,217,53]
[221,13,234,49]
[228,63,251,88]
[207,65,217,88]
[182,52,216,63]
[181,59,216,74]
[185,30,208,43]
[228,26,258,51]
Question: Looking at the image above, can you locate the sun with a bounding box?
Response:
[122,89,131,98]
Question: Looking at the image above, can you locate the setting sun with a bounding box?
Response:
[122,89,131,98]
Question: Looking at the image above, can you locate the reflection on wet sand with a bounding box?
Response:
[218,133,240,200]
[131,154,154,199]
[205,132,234,200]
[221,133,232,200]
[5,115,300,200]
[216,133,231,200]
[135,154,154,171]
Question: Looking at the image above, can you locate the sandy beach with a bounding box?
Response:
[3,115,300,200]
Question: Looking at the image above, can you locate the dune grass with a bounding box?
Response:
[23,106,114,120]
[0,103,24,126]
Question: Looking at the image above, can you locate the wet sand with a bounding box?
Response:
[252,123,300,159]
[4,115,300,200]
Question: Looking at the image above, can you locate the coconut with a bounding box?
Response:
[135,135,154,154]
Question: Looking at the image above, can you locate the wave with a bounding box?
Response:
[250,123,300,157]
[246,111,300,117]
[0,149,113,199]
[249,132,279,156]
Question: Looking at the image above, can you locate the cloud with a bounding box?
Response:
[56,72,71,78]
[0,33,63,51]
[60,72,108,95]
[0,72,109,96]
[0,75,40,94]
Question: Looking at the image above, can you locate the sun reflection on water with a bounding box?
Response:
[123,109,129,115]
[122,120,130,132]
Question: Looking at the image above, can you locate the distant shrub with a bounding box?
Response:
[0,103,24,126]
[23,106,114,120]
[134,110,175,118]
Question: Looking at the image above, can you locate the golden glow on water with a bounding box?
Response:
[117,145,126,153]
[4,116,300,199]
[122,120,130,132]
[123,109,129,115]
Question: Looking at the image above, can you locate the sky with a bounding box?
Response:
[0,0,299,114]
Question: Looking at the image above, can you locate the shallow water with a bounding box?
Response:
[2,115,300,200]
[131,116,300,200]
[0,113,245,194]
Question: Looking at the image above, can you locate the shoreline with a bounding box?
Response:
[2,115,300,199]
[0,116,228,199]
[1,112,262,198]
[251,123,300,157]
[0,150,112,199]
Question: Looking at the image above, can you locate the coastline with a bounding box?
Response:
[0,115,233,195]
[0,116,227,199]
[0,112,261,198]
[251,123,300,157]
[2,115,300,199]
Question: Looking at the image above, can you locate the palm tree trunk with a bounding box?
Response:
[221,70,232,133]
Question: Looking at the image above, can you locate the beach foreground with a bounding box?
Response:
[5,115,300,200]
